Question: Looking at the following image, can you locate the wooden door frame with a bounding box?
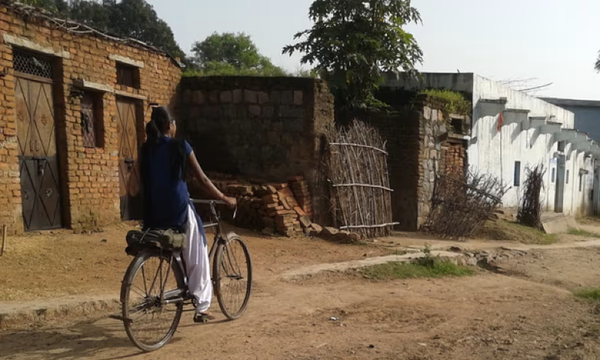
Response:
[13,50,68,230]
[116,96,144,220]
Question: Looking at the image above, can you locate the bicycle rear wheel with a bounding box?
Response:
[213,234,252,320]
[121,251,185,352]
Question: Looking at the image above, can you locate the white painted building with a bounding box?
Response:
[383,72,599,216]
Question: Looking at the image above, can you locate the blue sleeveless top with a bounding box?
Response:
[140,136,203,233]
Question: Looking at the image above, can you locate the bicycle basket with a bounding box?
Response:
[125,229,186,256]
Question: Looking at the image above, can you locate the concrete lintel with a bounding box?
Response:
[572,139,592,151]
[73,79,114,93]
[480,97,508,105]
[554,129,577,142]
[541,123,562,134]
[114,89,147,101]
[502,109,529,126]
[109,54,144,68]
[3,34,70,58]
[477,99,506,118]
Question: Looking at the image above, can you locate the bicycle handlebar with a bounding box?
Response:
[190,199,237,219]
[191,199,227,205]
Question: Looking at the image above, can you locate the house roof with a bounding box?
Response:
[542,97,600,108]
[1,0,184,68]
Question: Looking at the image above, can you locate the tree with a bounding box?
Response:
[595,54,600,72]
[190,32,287,76]
[283,0,423,109]
[17,0,184,59]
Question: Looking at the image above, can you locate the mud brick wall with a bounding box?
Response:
[0,4,180,233]
[441,142,466,179]
[177,76,334,182]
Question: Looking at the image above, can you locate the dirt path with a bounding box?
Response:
[2,237,600,358]
[3,225,600,359]
[2,269,600,360]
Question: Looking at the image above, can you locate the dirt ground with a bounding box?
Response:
[0,224,389,302]
[2,225,600,359]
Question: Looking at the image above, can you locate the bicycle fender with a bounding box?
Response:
[224,231,241,245]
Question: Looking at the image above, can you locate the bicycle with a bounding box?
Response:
[111,199,253,352]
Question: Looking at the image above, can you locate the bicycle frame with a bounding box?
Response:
[112,199,239,323]
[164,199,236,304]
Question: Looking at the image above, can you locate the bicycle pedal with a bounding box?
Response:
[193,314,213,323]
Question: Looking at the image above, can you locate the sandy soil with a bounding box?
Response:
[2,227,600,359]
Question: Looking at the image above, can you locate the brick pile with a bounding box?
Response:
[190,173,361,241]
[212,176,313,237]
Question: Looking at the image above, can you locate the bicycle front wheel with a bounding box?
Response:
[213,234,252,320]
[122,251,185,352]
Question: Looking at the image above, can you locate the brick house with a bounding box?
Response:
[0,2,181,234]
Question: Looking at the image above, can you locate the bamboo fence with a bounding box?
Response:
[325,120,396,238]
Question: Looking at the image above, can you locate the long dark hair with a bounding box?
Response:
[146,106,171,144]
[140,106,188,182]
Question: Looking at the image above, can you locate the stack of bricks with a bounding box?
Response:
[289,177,312,217]
[189,173,314,237]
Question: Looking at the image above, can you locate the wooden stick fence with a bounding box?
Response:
[325,120,396,238]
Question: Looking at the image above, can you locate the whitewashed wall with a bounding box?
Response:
[472,75,593,215]
[382,72,596,216]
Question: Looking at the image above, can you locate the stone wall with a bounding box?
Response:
[178,76,334,182]
[0,3,181,233]
[417,100,447,228]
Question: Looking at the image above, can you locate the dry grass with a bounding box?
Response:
[0,225,133,301]
[474,219,558,244]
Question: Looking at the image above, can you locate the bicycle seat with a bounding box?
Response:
[125,229,186,256]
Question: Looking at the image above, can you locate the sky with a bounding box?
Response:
[148,0,600,100]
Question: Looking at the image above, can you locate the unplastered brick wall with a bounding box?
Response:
[0,3,181,233]
[178,76,334,182]
[441,142,466,179]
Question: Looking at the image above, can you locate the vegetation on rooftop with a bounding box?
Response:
[417,89,472,118]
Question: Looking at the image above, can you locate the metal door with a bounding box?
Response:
[13,52,62,231]
[555,154,566,213]
[116,97,142,220]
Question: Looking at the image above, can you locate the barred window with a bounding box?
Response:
[13,50,53,78]
[80,92,104,148]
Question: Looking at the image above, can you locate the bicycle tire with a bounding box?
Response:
[121,251,185,352]
[213,234,252,320]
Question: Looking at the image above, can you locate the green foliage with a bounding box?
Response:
[575,288,600,302]
[17,0,184,59]
[294,68,319,78]
[567,228,600,238]
[362,243,474,280]
[417,89,472,118]
[190,32,287,76]
[283,0,423,110]
[361,260,474,280]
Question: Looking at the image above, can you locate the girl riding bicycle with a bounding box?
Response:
[140,106,236,323]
